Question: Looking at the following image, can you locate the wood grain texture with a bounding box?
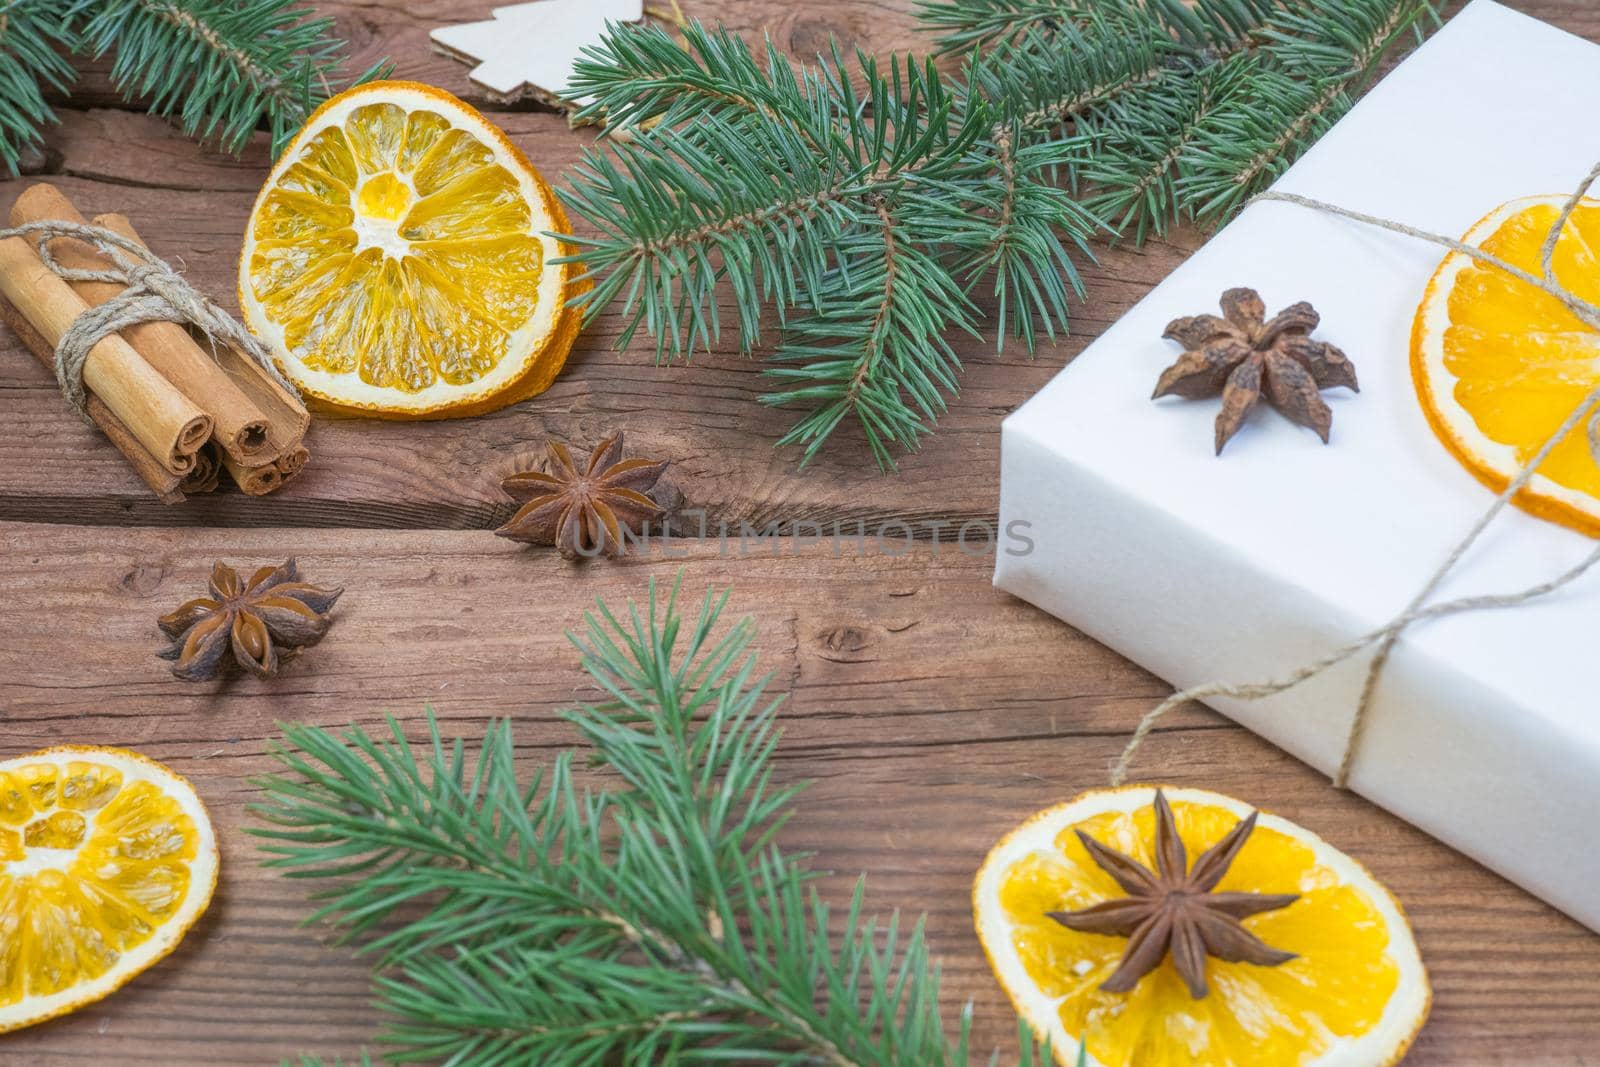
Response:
[3,0,1600,1063]
[0,158,1187,530]
[3,527,1599,1066]
[1,69,1195,529]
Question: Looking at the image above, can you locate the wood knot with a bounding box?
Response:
[117,562,168,597]
[391,623,470,643]
[17,142,59,177]
[784,14,859,59]
[816,625,874,662]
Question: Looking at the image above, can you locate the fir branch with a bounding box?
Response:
[71,0,391,157]
[950,0,1440,231]
[559,112,850,358]
[966,12,1180,141]
[570,20,840,152]
[1142,0,1282,49]
[1075,55,1254,243]
[763,203,978,468]
[0,0,76,177]
[253,579,1049,1065]
[559,22,1093,468]
[1178,0,1436,222]
[915,0,1081,52]
[919,0,1280,54]
[912,126,1099,351]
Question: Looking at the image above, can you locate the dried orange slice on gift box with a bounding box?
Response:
[238,81,584,419]
[974,786,1429,1067]
[1413,195,1600,536]
[0,746,217,1032]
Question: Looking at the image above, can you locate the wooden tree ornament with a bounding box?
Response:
[430,0,647,108]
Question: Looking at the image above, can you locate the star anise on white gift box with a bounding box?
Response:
[1155,287,1359,454]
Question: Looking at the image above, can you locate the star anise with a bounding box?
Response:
[1155,287,1358,454]
[1047,790,1299,999]
[157,560,342,681]
[495,431,671,560]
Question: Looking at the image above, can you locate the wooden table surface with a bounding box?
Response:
[4,1,1599,1063]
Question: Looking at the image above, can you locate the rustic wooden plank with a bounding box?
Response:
[0,128,1195,530]
[49,0,1600,117]
[1,524,1597,1064]
[52,0,952,116]
[15,0,1585,530]
[7,2,1600,1063]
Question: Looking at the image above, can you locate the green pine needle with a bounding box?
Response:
[252,578,1053,1065]
[956,0,1440,229]
[558,20,1095,469]
[1174,0,1439,223]
[66,0,390,157]
[0,0,77,177]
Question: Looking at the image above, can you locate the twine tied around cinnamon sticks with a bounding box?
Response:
[0,183,312,500]
[1113,159,1600,791]
[0,218,298,420]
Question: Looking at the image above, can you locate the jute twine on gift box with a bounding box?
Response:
[1115,160,1600,791]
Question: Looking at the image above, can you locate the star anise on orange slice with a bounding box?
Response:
[496,431,670,560]
[157,560,342,681]
[1155,287,1358,454]
[1046,789,1299,999]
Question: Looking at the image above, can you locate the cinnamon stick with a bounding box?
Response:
[9,184,274,465]
[275,445,310,481]
[0,231,209,474]
[0,294,185,502]
[180,442,222,494]
[220,451,283,496]
[94,212,311,463]
[95,212,313,496]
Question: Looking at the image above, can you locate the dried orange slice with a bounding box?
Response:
[0,746,217,1032]
[974,786,1429,1067]
[1413,195,1600,535]
[238,81,584,419]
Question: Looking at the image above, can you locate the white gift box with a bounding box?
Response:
[994,0,1600,931]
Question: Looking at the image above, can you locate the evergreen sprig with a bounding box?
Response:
[73,0,390,157]
[556,1,1438,468]
[942,0,1439,233]
[0,0,386,172]
[253,579,1051,1066]
[0,0,77,174]
[560,22,1096,468]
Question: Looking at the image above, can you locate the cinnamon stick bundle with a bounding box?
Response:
[0,296,185,501]
[0,233,210,474]
[0,182,312,500]
[95,211,311,464]
[11,185,275,465]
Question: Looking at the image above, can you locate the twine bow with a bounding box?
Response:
[0,219,297,421]
[1113,160,1600,790]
